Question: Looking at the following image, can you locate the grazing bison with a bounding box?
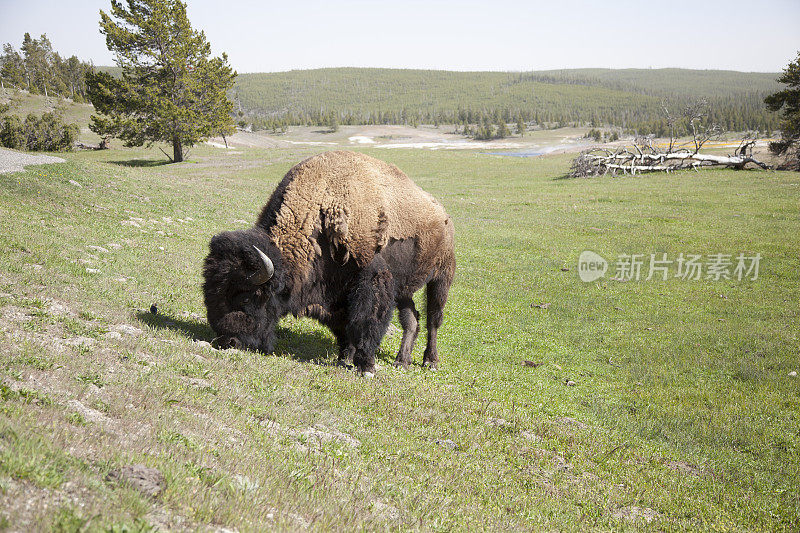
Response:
[202,151,455,374]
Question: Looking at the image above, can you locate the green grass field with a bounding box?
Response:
[0,143,798,531]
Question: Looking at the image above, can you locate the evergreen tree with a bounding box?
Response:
[496,120,510,139]
[516,117,525,136]
[0,44,25,89]
[328,112,339,132]
[86,0,236,162]
[765,51,800,169]
[1,34,93,99]
[20,33,40,93]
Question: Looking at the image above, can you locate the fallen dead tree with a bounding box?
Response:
[570,138,770,177]
[74,136,111,151]
[570,100,771,177]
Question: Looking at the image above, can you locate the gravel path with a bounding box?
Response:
[0,147,65,174]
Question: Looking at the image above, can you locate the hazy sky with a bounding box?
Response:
[1,0,798,73]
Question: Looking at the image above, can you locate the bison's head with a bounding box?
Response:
[202,229,285,353]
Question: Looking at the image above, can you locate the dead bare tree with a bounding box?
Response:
[735,132,758,158]
[661,99,677,153]
[683,99,723,154]
[570,100,770,177]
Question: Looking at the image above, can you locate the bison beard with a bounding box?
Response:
[202,151,455,374]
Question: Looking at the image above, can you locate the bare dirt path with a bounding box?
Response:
[0,147,65,174]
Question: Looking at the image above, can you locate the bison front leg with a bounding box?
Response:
[323,307,355,367]
[394,298,420,369]
[347,257,395,375]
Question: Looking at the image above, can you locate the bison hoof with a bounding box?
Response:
[211,336,242,350]
[393,360,410,370]
[362,371,375,379]
[423,361,438,371]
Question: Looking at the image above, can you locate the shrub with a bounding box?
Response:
[0,115,25,149]
[0,112,78,152]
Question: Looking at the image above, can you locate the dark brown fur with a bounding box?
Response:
[202,151,455,373]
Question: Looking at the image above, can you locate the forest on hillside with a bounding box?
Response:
[0,33,94,101]
[232,68,781,136]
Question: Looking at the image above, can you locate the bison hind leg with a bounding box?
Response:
[394,298,420,369]
[347,256,395,374]
[423,274,452,370]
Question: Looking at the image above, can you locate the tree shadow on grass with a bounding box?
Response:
[109,158,172,168]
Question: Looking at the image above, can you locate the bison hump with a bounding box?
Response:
[265,151,446,278]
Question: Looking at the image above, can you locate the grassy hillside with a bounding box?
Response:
[233,67,781,132]
[0,88,94,131]
[0,144,798,530]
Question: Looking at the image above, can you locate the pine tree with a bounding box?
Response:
[0,44,26,89]
[1,35,93,99]
[86,0,236,162]
[515,117,525,136]
[20,33,37,92]
[496,120,510,139]
[765,51,800,169]
[328,112,339,132]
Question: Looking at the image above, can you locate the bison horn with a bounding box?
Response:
[249,245,274,285]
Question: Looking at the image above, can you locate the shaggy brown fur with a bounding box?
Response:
[259,151,453,282]
[203,151,455,373]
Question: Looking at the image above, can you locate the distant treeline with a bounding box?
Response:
[233,68,781,135]
[0,33,94,101]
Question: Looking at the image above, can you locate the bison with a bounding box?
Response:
[202,151,455,375]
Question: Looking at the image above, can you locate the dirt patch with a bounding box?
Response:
[106,464,165,498]
[1,305,32,323]
[529,448,573,473]
[665,460,704,477]
[0,478,93,530]
[2,372,70,400]
[520,430,542,442]
[46,299,74,316]
[370,499,400,521]
[207,131,289,149]
[181,377,212,389]
[259,420,360,452]
[293,425,360,450]
[551,417,590,430]
[612,505,661,523]
[66,400,115,427]
[487,417,512,428]
[108,324,144,337]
